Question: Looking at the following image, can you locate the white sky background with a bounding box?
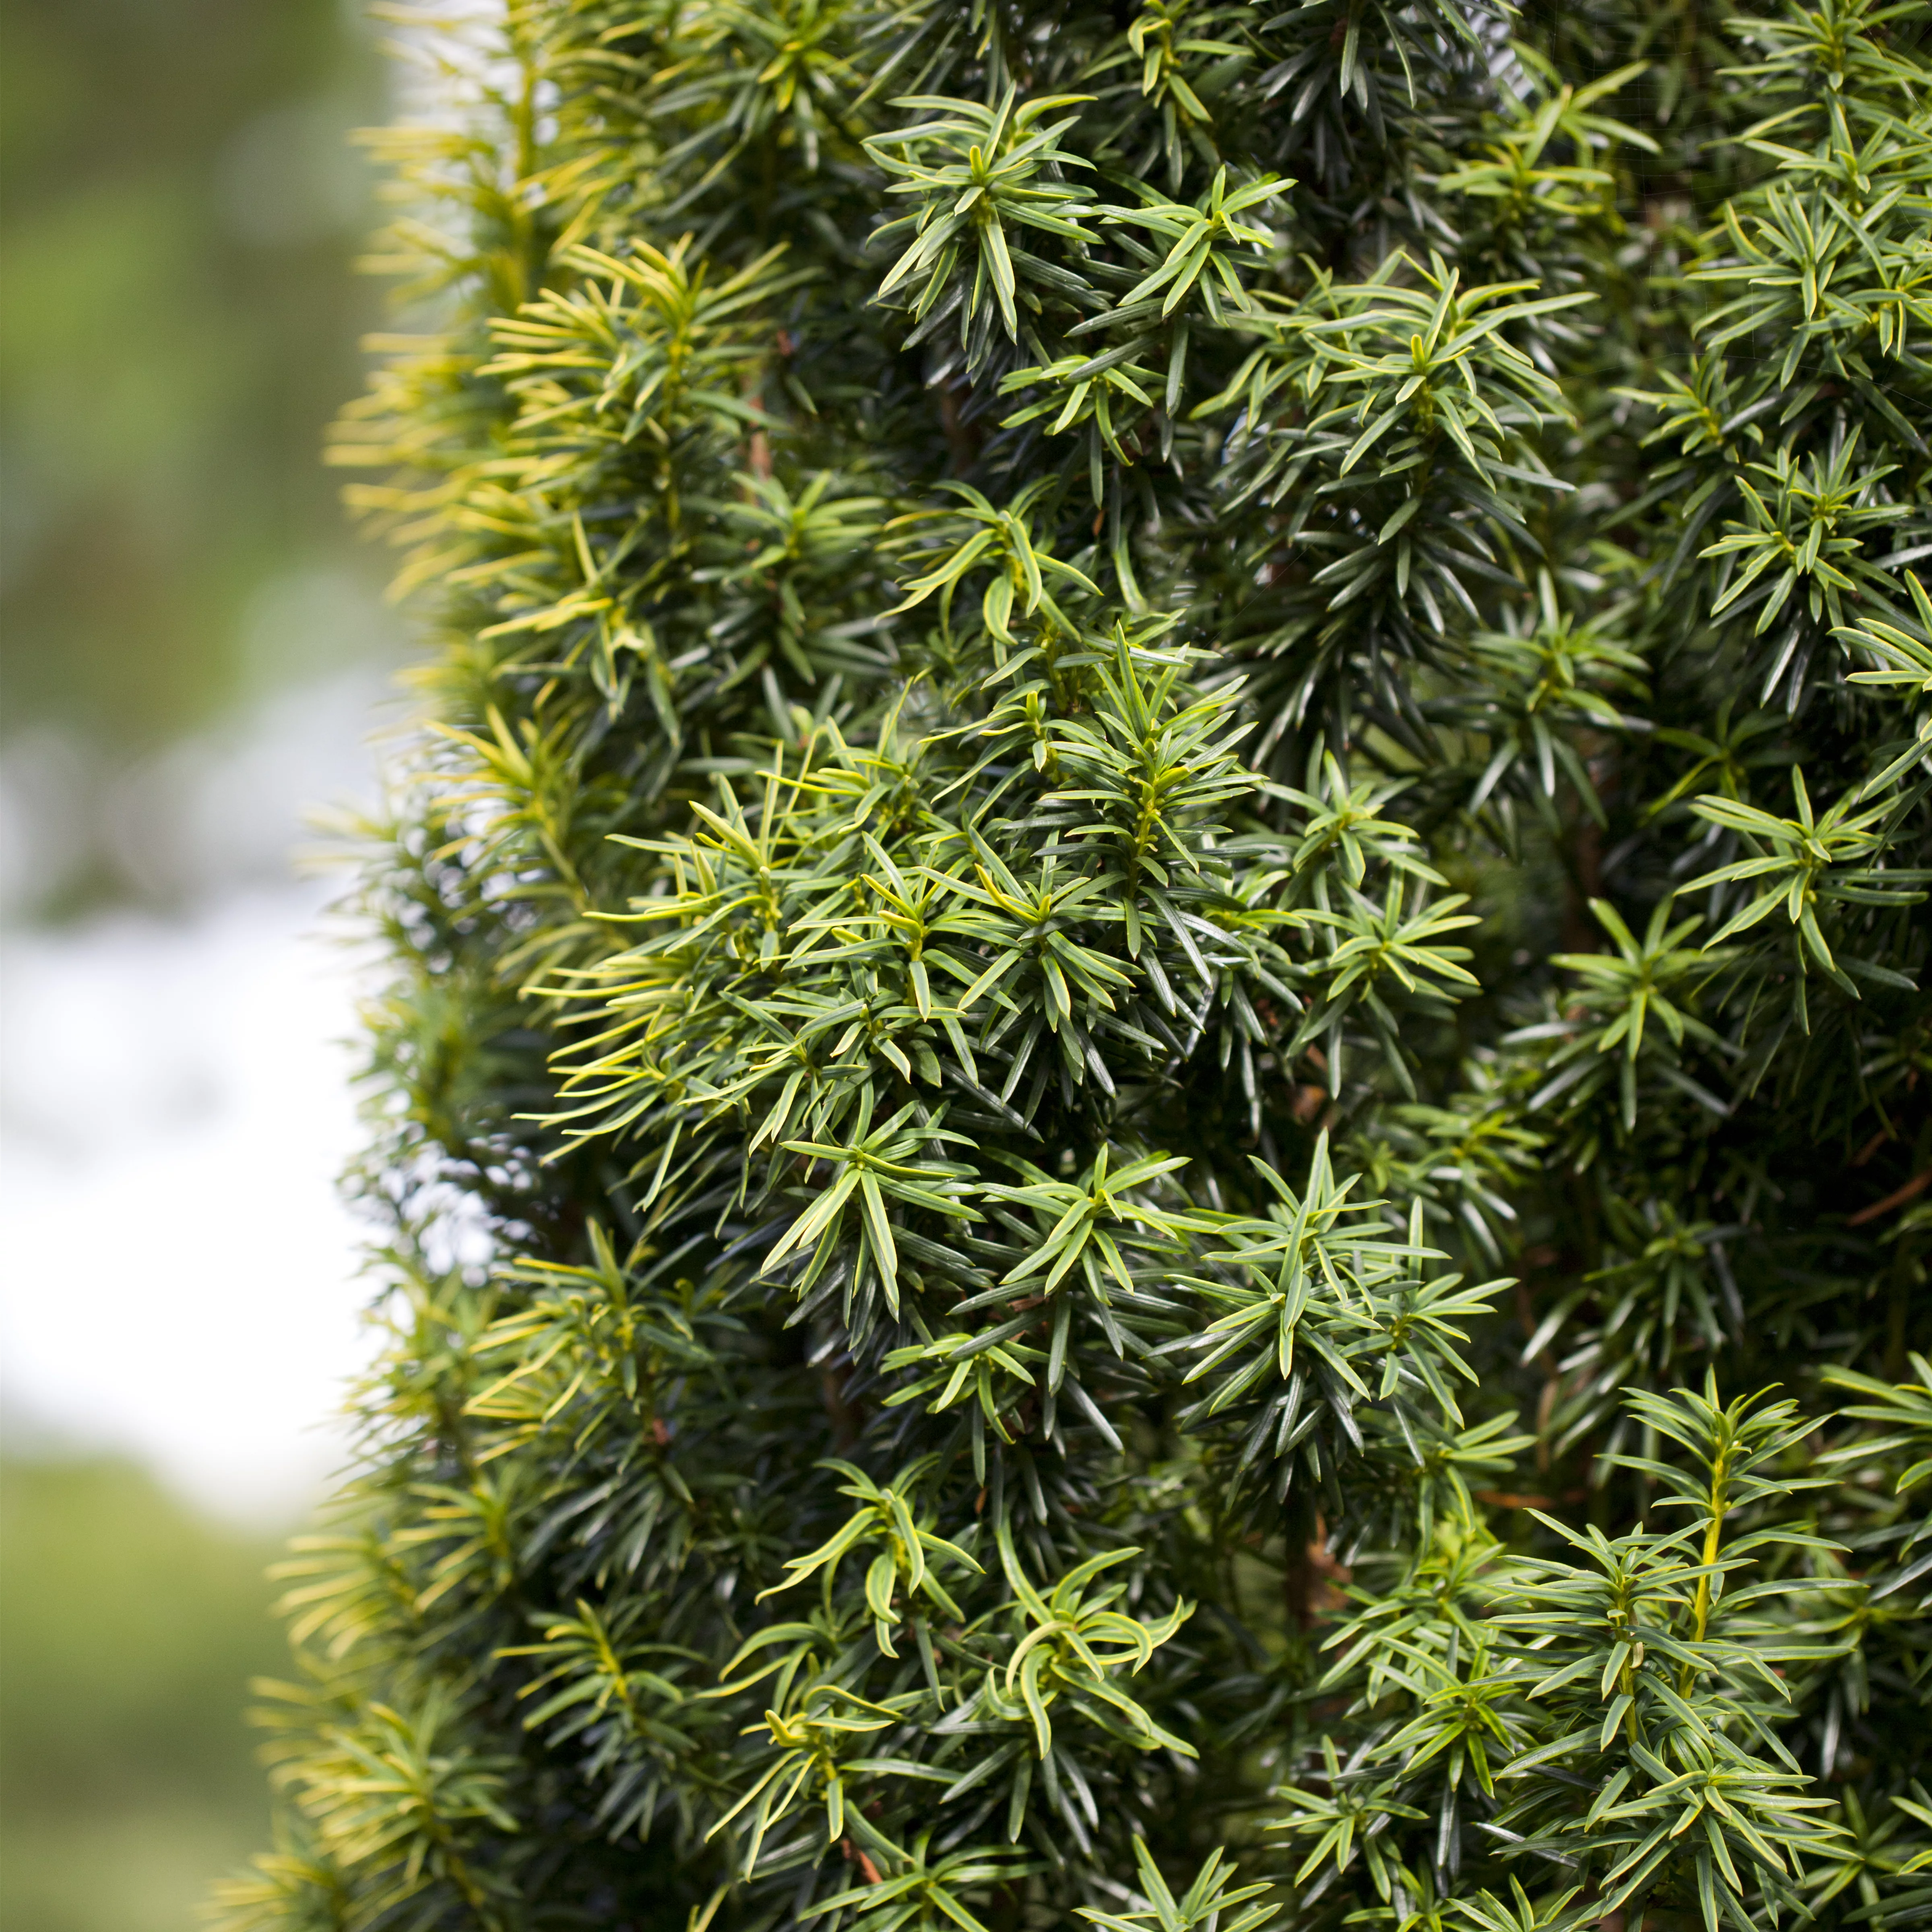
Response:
[0,5,516,1526]
[0,656,398,1523]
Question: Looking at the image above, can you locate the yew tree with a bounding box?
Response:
[220,2,1932,1930]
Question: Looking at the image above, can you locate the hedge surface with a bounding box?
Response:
[220,3,1931,1929]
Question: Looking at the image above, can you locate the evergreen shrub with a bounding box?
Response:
[221,2,1932,1927]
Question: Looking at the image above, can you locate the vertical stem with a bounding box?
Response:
[1679,1436,1730,1693]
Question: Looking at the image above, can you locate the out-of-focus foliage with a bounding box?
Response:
[225,1,1931,1929]
[0,0,382,914]
[0,1452,286,1932]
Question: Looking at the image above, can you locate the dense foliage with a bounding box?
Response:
[221,2,1932,1928]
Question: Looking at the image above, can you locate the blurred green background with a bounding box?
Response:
[0,1454,288,1932]
[2,0,390,1925]
[1,0,386,916]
